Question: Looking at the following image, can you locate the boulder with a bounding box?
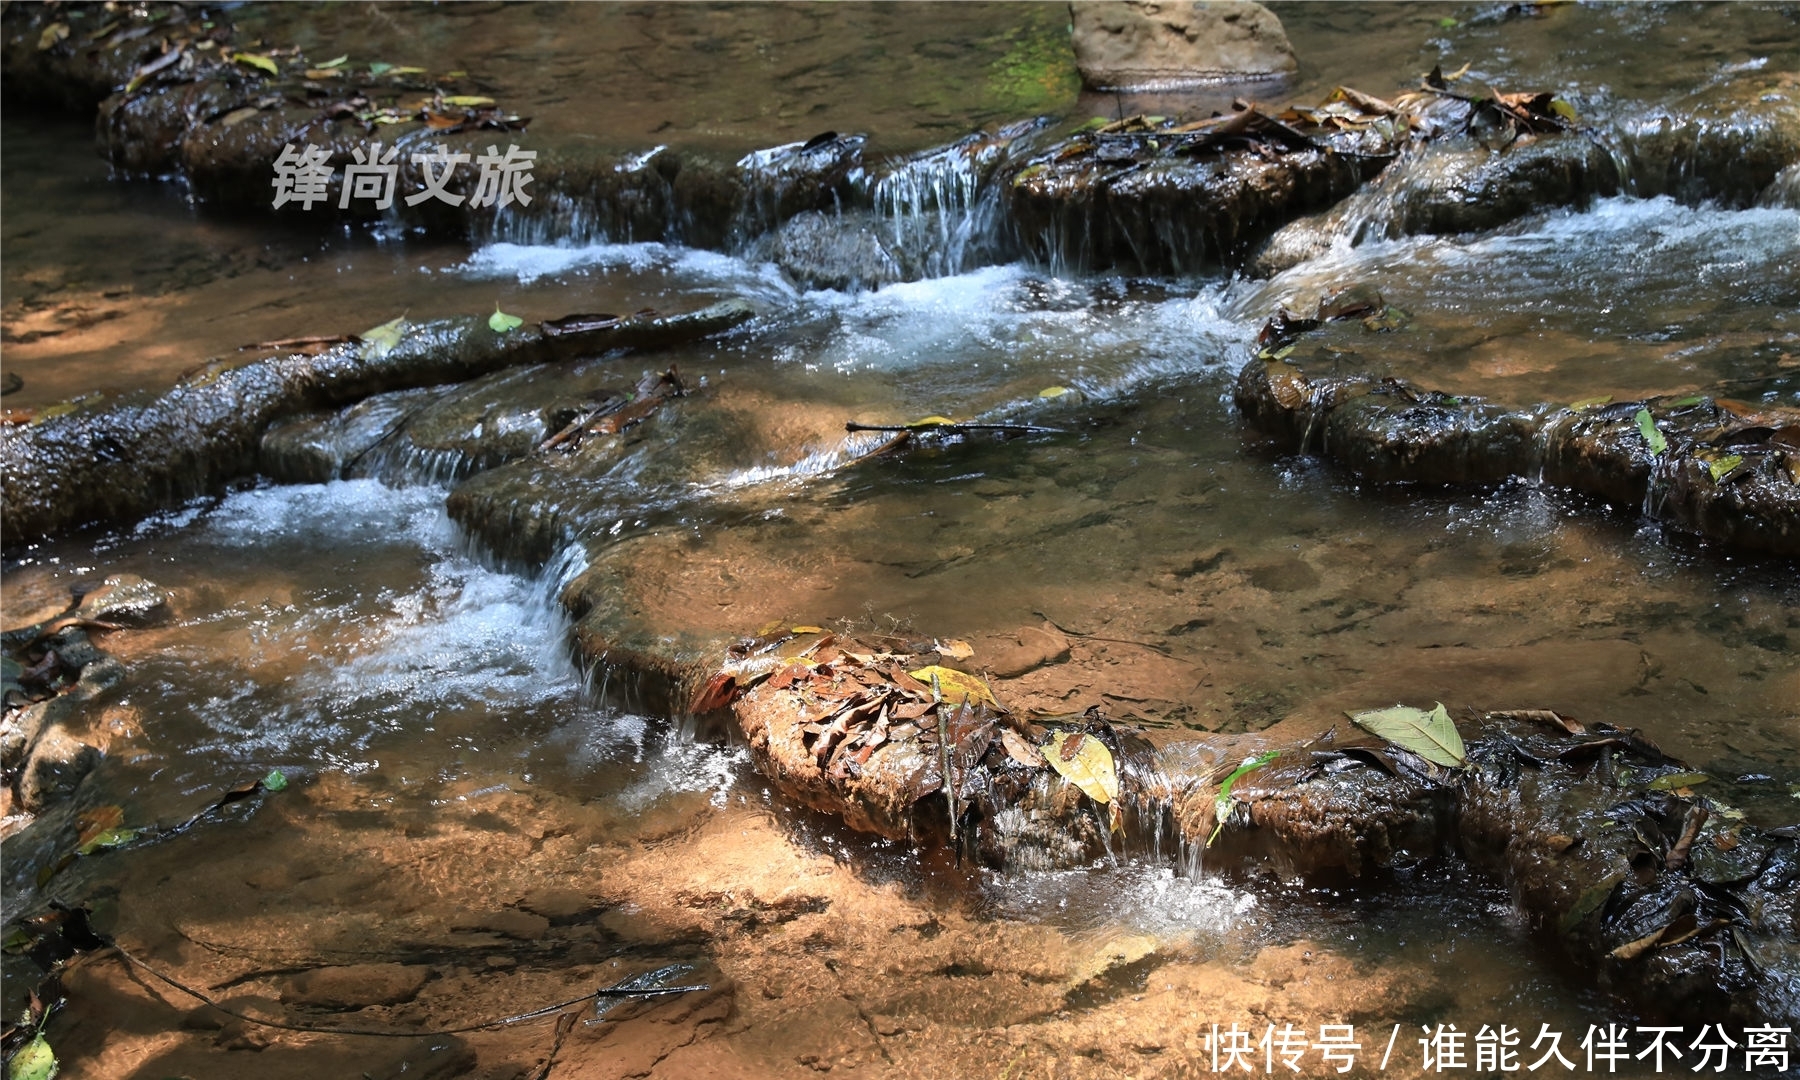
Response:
[1069,1,1296,92]
[18,727,100,812]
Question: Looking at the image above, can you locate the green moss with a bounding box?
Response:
[983,9,1081,115]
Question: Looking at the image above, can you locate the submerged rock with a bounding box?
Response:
[17,728,100,813]
[1234,356,1800,556]
[1069,1,1297,91]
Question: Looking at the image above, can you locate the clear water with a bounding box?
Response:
[3,3,1797,1073]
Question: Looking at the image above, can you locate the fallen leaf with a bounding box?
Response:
[391,66,429,76]
[1569,395,1612,411]
[7,1033,56,1080]
[37,23,69,50]
[1208,751,1280,846]
[1347,702,1467,768]
[1706,453,1743,483]
[303,68,344,80]
[219,105,262,127]
[232,52,280,75]
[1044,730,1118,805]
[316,54,348,69]
[444,94,496,107]
[76,826,137,855]
[907,415,956,428]
[369,61,394,76]
[1039,386,1071,399]
[1634,408,1668,456]
[1000,728,1046,768]
[1647,771,1710,791]
[1549,98,1579,123]
[935,638,974,660]
[790,625,826,635]
[263,769,289,792]
[359,315,408,359]
[909,665,996,707]
[488,305,524,333]
[75,805,124,847]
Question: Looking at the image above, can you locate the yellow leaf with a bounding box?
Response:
[38,22,69,50]
[1044,730,1118,805]
[232,52,280,75]
[790,625,825,635]
[359,315,408,359]
[390,66,429,76]
[1039,386,1070,399]
[907,415,955,428]
[909,665,996,708]
[443,94,497,108]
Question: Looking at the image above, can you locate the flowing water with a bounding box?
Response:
[3,4,1798,1078]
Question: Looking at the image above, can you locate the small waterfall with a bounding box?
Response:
[874,138,1001,278]
[872,120,1051,279]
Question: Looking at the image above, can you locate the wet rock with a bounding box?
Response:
[74,575,169,626]
[758,209,903,292]
[1069,2,1297,91]
[3,302,751,541]
[279,963,431,1010]
[1612,73,1800,208]
[18,728,100,812]
[1234,357,1800,556]
[1759,162,1800,209]
[1249,134,1621,276]
[259,387,439,485]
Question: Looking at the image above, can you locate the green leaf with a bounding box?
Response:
[1647,771,1710,791]
[263,769,289,792]
[1044,730,1119,806]
[444,95,496,108]
[359,315,407,360]
[232,52,280,75]
[1437,16,1460,28]
[1569,395,1612,411]
[1348,702,1467,768]
[1549,98,1579,123]
[1038,386,1071,399]
[1667,394,1707,408]
[368,61,394,76]
[488,305,524,333]
[1208,751,1279,847]
[6,1033,56,1080]
[390,66,428,76]
[76,827,137,855]
[1634,408,1668,456]
[1706,453,1744,483]
[316,54,348,69]
[2,926,34,954]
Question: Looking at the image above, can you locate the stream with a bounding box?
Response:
[2,4,1798,1079]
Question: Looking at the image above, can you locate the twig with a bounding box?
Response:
[844,421,1061,436]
